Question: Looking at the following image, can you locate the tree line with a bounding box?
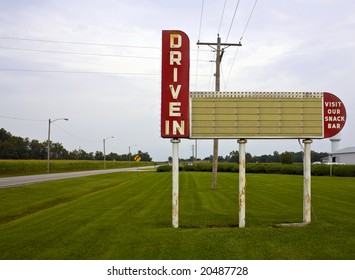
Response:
[0,128,152,161]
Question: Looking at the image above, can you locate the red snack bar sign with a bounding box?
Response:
[323,92,346,138]
[161,30,190,138]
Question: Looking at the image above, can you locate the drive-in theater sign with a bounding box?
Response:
[161,30,347,228]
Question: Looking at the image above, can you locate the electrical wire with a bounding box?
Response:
[197,0,205,41]
[0,68,159,76]
[218,0,228,35]
[52,123,100,144]
[195,0,205,90]
[0,46,159,60]
[0,68,210,77]
[0,114,46,122]
[224,47,240,90]
[0,35,159,49]
[239,0,258,42]
[224,0,258,89]
[225,0,241,42]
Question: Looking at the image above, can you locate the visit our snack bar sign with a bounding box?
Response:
[189,91,346,139]
[161,30,190,138]
[323,92,346,138]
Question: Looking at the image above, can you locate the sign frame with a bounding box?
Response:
[189,91,346,139]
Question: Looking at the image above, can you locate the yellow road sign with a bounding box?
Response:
[134,155,141,162]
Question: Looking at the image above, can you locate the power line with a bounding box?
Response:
[225,0,241,42]
[225,0,258,89]
[240,0,258,42]
[195,0,206,90]
[52,123,100,144]
[0,68,160,76]
[0,114,46,122]
[197,0,205,41]
[0,68,210,77]
[0,35,159,49]
[0,46,159,60]
[0,45,211,61]
[218,0,228,35]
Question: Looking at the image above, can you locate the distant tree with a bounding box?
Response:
[68,149,92,160]
[29,140,46,159]
[272,151,280,162]
[311,151,328,162]
[203,155,213,161]
[281,151,294,164]
[107,152,120,161]
[246,152,253,162]
[218,155,225,162]
[228,150,239,162]
[94,151,104,160]
[51,142,69,159]
[137,150,152,162]
[0,128,11,142]
[259,154,269,163]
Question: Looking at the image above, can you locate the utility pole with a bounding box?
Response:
[197,35,241,189]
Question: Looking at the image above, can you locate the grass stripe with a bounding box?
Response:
[0,172,354,259]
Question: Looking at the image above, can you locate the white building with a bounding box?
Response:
[329,147,355,165]
[321,133,355,165]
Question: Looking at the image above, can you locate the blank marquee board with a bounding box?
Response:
[190,91,345,139]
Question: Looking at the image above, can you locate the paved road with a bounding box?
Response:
[0,166,154,189]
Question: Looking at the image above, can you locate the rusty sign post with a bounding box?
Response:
[171,139,180,228]
[238,139,247,228]
[161,30,190,228]
[303,139,312,224]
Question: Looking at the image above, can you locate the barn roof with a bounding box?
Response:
[333,147,355,154]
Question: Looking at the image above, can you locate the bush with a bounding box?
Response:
[156,165,172,172]
[311,164,330,176]
[281,164,303,175]
[247,163,265,173]
[264,164,283,174]
[332,165,355,177]
[156,162,355,177]
[218,162,238,172]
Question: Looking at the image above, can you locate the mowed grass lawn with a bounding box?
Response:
[0,171,354,259]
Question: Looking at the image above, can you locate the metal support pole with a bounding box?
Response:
[47,118,68,173]
[103,138,107,169]
[47,119,51,173]
[171,138,180,228]
[303,139,312,224]
[238,139,247,228]
[103,136,114,169]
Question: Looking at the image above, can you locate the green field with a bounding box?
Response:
[0,171,354,259]
[0,160,153,177]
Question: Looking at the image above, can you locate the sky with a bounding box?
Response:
[0,0,354,161]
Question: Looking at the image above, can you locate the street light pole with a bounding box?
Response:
[103,136,114,169]
[47,118,69,173]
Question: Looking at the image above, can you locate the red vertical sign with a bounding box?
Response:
[161,30,190,138]
[323,92,346,138]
